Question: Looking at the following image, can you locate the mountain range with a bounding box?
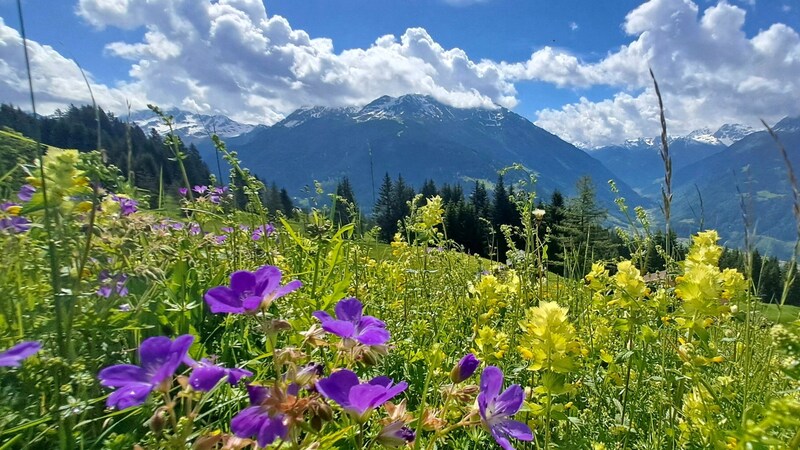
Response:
[183,94,648,215]
[132,97,800,258]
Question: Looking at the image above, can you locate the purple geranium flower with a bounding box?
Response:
[478,366,533,450]
[221,226,234,234]
[231,385,289,447]
[189,223,201,235]
[312,298,390,346]
[0,216,30,234]
[111,195,138,216]
[251,224,275,241]
[0,341,41,367]
[97,271,129,298]
[188,358,252,392]
[204,265,302,314]
[193,185,208,194]
[17,185,35,202]
[451,353,480,383]
[98,335,194,409]
[214,234,227,244]
[178,187,188,197]
[315,369,407,420]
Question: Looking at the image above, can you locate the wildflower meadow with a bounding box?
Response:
[1,107,800,450]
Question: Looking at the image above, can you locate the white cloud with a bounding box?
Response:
[569,21,579,31]
[529,0,800,146]
[0,17,144,114]
[0,0,797,149]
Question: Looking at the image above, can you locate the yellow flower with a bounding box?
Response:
[473,326,509,362]
[518,301,580,373]
[585,262,609,290]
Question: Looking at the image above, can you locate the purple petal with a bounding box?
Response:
[241,295,263,312]
[320,319,356,339]
[149,335,193,385]
[138,337,173,374]
[253,266,282,297]
[189,363,227,392]
[334,298,363,322]
[247,384,269,405]
[479,366,504,418]
[489,426,515,450]
[359,315,386,329]
[368,376,392,388]
[316,369,360,407]
[231,406,269,438]
[496,418,534,441]
[106,382,153,409]
[269,280,303,301]
[228,367,253,385]
[454,354,480,383]
[312,310,333,322]
[355,326,390,345]
[204,286,245,314]
[347,384,390,415]
[494,384,524,417]
[257,415,288,447]
[98,364,148,387]
[375,381,408,406]
[0,341,41,367]
[230,271,256,295]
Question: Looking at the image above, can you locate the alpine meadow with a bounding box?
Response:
[2,1,800,449]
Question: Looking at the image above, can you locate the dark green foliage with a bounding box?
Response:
[334,177,358,226]
[0,103,211,201]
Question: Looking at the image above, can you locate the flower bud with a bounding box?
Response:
[377,421,416,448]
[450,353,480,383]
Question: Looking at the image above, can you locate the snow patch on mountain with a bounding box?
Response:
[713,123,756,146]
[132,108,255,141]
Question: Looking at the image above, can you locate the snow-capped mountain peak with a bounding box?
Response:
[712,123,756,146]
[132,108,255,141]
[355,94,453,122]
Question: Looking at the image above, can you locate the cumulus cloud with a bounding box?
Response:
[530,0,800,146]
[0,17,143,114]
[71,0,516,124]
[0,0,798,148]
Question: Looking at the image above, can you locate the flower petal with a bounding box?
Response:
[253,266,282,297]
[138,336,173,374]
[316,369,360,408]
[230,271,257,295]
[98,364,148,387]
[359,315,387,329]
[356,326,390,346]
[479,366,504,418]
[204,286,245,314]
[320,319,356,339]
[494,384,524,417]
[189,363,227,392]
[347,383,389,415]
[106,382,153,409]
[497,418,533,441]
[231,406,268,438]
[247,384,269,405]
[269,279,303,301]
[0,341,41,367]
[150,335,193,385]
[489,425,516,450]
[257,415,288,447]
[334,298,363,322]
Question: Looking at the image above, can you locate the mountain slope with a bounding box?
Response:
[590,128,737,197]
[219,94,648,213]
[669,117,800,258]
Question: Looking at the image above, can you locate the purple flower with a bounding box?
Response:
[188,358,252,392]
[316,369,407,420]
[478,366,533,450]
[451,353,480,383]
[214,235,227,244]
[231,385,288,447]
[214,186,228,195]
[0,216,30,234]
[98,335,194,409]
[204,265,302,314]
[312,298,389,346]
[189,223,201,235]
[17,185,35,202]
[251,223,275,241]
[97,272,128,298]
[193,185,208,194]
[178,187,188,197]
[112,195,138,216]
[221,227,234,234]
[378,421,416,448]
[0,341,41,367]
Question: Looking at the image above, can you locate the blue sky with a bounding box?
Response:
[0,0,798,147]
